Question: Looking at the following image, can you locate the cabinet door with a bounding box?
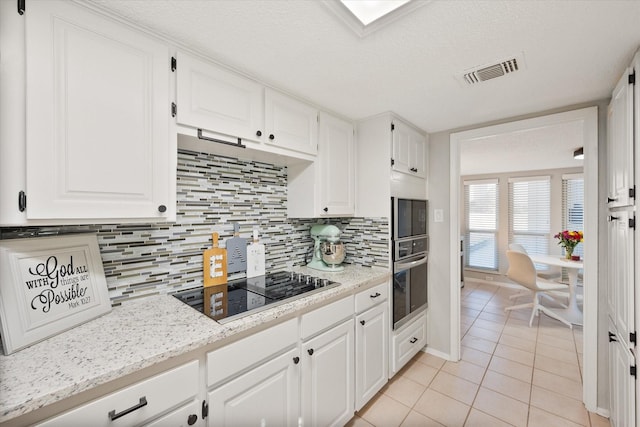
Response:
[609,323,637,427]
[607,67,634,208]
[301,319,354,427]
[318,112,355,216]
[26,0,173,220]
[36,361,199,427]
[392,121,411,174]
[265,89,318,156]
[607,209,635,345]
[177,52,263,143]
[355,303,389,411]
[392,121,426,178]
[144,399,201,427]
[207,348,299,427]
[391,311,427,375]
[409,132,426,178]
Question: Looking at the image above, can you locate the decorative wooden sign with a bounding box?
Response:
[203,232,227,287]
[0,234,111,355]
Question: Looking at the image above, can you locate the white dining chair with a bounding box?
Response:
[507,242,569,306]
[508,243,562,281]
[505,250,572,328]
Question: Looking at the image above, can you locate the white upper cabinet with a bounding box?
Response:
[176,53,318,161]
[176,52,264,143]
[265,89,318,156]
[21,0,174,221]
[356,113,428,217]
[607,67,634,208]
[318,112,355,216]
[287,112,355,218]
[392,120,426,178]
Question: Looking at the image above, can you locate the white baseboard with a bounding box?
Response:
[594,407,610,419]
[424,346,456,361]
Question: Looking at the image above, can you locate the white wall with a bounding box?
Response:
[427,132,453,356]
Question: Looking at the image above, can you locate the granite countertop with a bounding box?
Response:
[0,264,389,423]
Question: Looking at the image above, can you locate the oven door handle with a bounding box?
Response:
[394,255,428,271]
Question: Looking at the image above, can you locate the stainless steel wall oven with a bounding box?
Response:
[391,198,428,329]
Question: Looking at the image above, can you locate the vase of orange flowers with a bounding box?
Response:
[554,230,584,259]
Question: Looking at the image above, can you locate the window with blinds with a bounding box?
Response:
[562,174,584,258]
[464,179,498,271]
[508,176,551,258]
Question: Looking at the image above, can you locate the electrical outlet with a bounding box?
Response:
[485,275,494,281]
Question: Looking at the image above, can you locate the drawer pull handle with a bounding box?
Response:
[308,348,314,356]
[108,397,148,421]
[188,414,198,425]
[360,320,366,325]
[293,356,300,364]
[370,292,381,298]
[409,337,418,344]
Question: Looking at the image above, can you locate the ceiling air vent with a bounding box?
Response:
[461,54,525,85]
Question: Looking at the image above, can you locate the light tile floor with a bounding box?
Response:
[348,279,610,427]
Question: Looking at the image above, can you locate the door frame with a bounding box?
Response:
[449,106,599,410]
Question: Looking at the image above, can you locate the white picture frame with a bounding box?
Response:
[0,233,111,355]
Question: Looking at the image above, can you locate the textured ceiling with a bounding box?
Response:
[460,120,584,175]
[88,0,640,133]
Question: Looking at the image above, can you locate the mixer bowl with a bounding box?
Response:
[321,241,346,267]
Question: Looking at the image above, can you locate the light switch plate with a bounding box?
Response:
[434,209,444,223]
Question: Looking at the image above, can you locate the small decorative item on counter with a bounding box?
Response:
[203,232,227,287]
[0,234,111,355]
[554,230,584,260]
[226,223,247,274]
[246,228,266,278]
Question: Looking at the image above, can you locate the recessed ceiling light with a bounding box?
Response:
[340,0,411,25]
[323,0,428,37]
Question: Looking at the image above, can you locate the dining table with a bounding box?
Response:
[529,254,584,326]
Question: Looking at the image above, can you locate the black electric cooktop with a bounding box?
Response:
[172,271,340,323]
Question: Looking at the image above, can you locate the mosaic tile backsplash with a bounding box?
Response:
[1,149,389,305]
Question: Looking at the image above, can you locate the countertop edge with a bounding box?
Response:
[0,265,390,423]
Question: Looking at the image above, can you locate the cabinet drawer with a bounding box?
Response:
[355,281,389,314]
[207,318,297,387]
[391,311,427,375]
[36,361,199,427]
[300,296,354,340]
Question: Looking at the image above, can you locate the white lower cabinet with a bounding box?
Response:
[355,302,389,411]
[207,348,299,427]
[144,399,201,427]
[391,311,427,375]
[301,319,355,427]
[36,361,200,427]
[205,318,299,427]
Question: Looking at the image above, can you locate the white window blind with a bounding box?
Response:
[562,174,584,258]
[464,179,498,271]
[508,177,551,258]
